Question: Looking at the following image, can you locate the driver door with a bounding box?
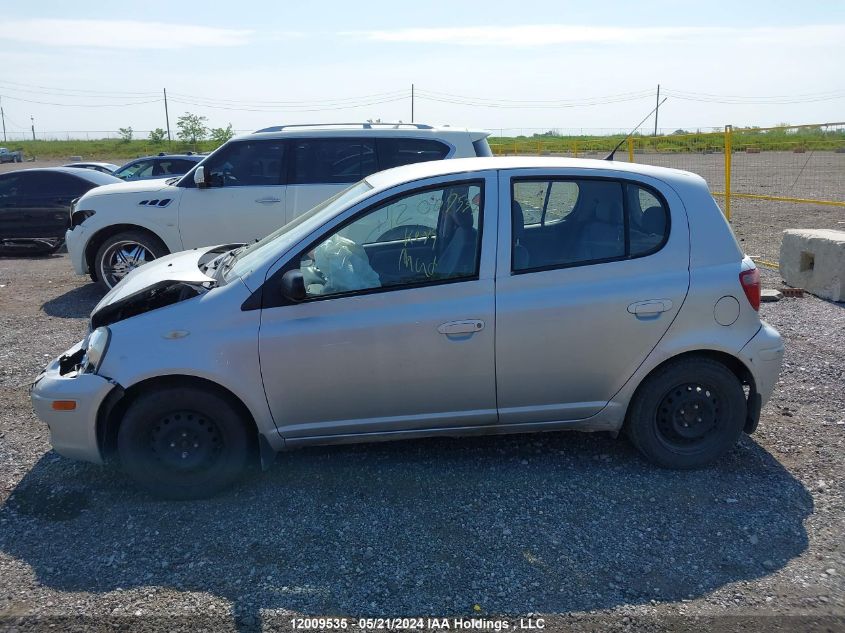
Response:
[258,172,498,440]
[176,139,288,249]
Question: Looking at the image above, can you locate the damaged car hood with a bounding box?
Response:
[91,247,219,328]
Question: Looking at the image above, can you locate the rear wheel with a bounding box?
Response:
[117,386,253,499]
[94,230,168,290]
[626,357,747,469]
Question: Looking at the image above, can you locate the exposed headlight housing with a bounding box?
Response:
[81,327,110,374]
[71,209,96,228]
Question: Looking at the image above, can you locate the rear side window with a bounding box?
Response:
[291,139,377,184]
[156,159,197,176]
[0,173,22,196]
[627,185,669,256]
[513,180,578,226]
[376,138,450,170]
[511,178,669,272]
[16,172,91,197]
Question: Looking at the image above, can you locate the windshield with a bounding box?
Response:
[224,180,374,282]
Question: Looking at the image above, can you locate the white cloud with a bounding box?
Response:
[0,19,253,49]
[350,24,845,48]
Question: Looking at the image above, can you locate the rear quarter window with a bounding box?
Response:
[376,138,450,170]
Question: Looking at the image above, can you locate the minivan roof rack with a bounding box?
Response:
[253,122,435,133]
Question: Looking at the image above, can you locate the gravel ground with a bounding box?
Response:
[0,254,843,632]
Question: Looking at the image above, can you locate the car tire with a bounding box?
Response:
[117,386,254,500]
[94,230,168,290]
[625,357,747,469]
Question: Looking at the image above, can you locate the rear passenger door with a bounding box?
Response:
[494,170,690,425]
[10,172,88,239]
[284,138,377,222]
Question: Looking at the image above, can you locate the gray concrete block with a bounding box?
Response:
[779,229,845,302]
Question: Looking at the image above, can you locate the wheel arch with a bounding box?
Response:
[623,349,758,433]
[97,374,262,464]
[84,224,172,281]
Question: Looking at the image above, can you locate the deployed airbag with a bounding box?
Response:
[308,235,380,295]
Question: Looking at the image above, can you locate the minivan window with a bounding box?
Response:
[291,139,377,184]
[376,138,450,170]
[202,140,286,188]
[511,178,669,272]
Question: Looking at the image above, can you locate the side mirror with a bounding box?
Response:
[193,165,207,188]
[280,269,306,302]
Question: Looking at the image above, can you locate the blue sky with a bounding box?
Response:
[0,1,843,139]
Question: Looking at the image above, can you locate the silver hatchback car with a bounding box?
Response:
[31,157,784,499]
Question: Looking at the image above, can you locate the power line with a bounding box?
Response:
[415,87,655,105]
[0,94,163,108]
[0,79,160,98]
[167,88,409,107]
[167,95,409,113]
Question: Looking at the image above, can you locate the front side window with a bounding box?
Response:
[204,140,286,187]
[296,180,483,298]
[291,138,377,185]
[511,178,669,272]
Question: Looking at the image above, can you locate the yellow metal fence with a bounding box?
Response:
[490,122,845,264]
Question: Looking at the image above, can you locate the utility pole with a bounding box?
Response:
[654,84,660,136]
[0,96,6,142]
[411,83,415,123]
[163,88,171,142]
[30,115,35,141]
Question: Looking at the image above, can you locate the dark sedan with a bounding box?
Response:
[0,167,121,253]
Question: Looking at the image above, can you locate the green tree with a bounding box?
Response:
[118,126,133,143]
[148,127,167,144]
[176,112,208,145]
[209,123,235,145]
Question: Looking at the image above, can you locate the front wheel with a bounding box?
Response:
[94,230,168,290]
[117,386,254,499]
[626,357,747,469]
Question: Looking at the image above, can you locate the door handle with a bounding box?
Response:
[627,299,673,316]
[437,320,485,335]
[255,197,282,204]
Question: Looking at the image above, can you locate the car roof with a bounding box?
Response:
[247,123,488,141]
[125,154,204,161]
[364,156,706,191]
[64,162,119,168]
[1,167,122,185]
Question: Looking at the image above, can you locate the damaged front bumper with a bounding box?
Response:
[30,341,117,464]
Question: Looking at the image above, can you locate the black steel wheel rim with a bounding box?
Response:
[148,410,223,472]
[655,382,721,451]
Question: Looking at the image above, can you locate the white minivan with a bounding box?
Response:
[32,157,784,499]
[65,123,492,289]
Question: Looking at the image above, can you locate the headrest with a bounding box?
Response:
[594,199,621,223]
[512,200,525,238]
[641,206,665,235]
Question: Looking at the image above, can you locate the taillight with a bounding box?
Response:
[740,267,761,311]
